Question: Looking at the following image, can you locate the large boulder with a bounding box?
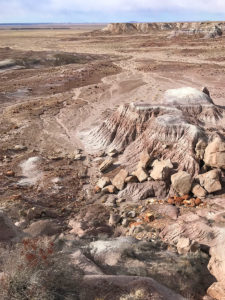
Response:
[171,171,192,196]
[204,138,225,169]
[197,169,222,193]
[112,169,128,190]
[150,159,173,180]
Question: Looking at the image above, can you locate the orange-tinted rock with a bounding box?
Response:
[94,186,101,194]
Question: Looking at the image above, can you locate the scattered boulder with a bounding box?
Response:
[97,177,111,189]
[192,183,207,198]
[99,158,114,172]
[197,169,222,193]
[107,149,118,157]
[204,138,225,169]
[112,169,128,190]
[137,150,151,169]
[132,168,148,183]
[150,159,173,180]
[171,171,192,196]
[195,139,207,160]
[102,185,117,194]
[125,175,137,183]
[176,237,199,254]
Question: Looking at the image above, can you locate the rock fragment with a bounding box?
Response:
[112,169,128,190]
[171,171,192,196]
[102,185,117,194]
[150,159,173,180]
[137,150,151,169]
[132,168,148,183]
[197,169,222,193]
[97,177,111,189]
[192,183,207,198]
[99,158,114,172]
[204,138,225,169]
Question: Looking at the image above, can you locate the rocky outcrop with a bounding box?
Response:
[82,87,225,179]
[102,22,225,38]
[160,198,225,299]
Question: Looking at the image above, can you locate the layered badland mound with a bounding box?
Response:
[103,22,225,38]
[82,87,225,177]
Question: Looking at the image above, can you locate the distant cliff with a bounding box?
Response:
[102,22,225,37]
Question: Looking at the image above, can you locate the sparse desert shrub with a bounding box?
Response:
[0,237,82,300]
[119,289,146,300]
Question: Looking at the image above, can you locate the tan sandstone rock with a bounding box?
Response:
[132,168,148,183]
[207,282,225,300]
[137,150,151,169]
[171,171,192,196]
[97,177,111,189]
[112,169,128,190]
[197,169,222,193]
[204,138,225,169]
[176,237,199,254]
[150,159,173,180]
[102,185,117,194]
[192,183,207,198]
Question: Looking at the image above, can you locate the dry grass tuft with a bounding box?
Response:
[0,237,82,300]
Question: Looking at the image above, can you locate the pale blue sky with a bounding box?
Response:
[1,0,225,23]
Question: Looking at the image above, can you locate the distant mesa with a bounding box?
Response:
[102,22,225,38]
